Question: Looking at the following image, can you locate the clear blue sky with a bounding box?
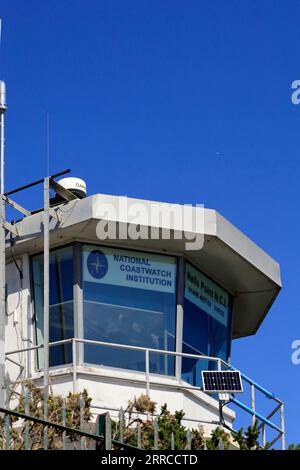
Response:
[1,0,300,445]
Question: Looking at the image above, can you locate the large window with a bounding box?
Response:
[31,243,233,382]
[82,245,177,374]
[32,246,74,367]
[182,262,231,387]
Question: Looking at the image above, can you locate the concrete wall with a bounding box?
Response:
[27,365,235,431]
[5,255,34,383]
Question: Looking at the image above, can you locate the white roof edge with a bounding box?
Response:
[91,194,281,286]
[8,193,281,289]
[215,211,281,287]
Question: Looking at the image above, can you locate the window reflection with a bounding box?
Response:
[83,245,177,375]
[182,262,231,387]
[32,247,74,367]
[31,243,232,383]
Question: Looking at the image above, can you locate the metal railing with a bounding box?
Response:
[0,404,227,451]
[5,337,285,449]
[0,405,140,450]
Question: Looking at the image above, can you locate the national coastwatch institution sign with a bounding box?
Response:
[83,245,177,294]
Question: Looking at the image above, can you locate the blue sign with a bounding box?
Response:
[87,250,108,279]
[84,246,176,293]
[185,263,230,327]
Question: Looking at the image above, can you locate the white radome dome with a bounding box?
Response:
[57,177,87,199]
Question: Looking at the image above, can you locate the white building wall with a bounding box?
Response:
[5,255,33,384]
[27,366,235,431]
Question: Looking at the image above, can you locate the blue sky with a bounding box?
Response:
[1,0,300,445]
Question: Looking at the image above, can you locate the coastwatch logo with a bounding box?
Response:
[87,250,108,279]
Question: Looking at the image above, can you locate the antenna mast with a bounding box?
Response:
[0,80,6,408]
[0,10,6,409]
[0,81,6,192]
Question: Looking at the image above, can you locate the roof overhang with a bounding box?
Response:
[6,194,281,339]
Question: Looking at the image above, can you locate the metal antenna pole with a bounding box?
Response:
[0,81,6,408]
[43,176,50,448]
[0,101,4,192]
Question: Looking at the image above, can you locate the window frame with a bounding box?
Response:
[182,258,233,363]
[30,241,233,377]
[80,242,179,375]
[30,243,76,371]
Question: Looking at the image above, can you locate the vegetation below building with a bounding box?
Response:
[0,383,281,450]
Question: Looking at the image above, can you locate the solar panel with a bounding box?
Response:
[201,370,243,393]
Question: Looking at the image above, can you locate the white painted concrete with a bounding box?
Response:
[28,366,235,430]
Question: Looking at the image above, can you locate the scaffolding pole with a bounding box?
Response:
[43,176,50,448]
[0,82,6,408]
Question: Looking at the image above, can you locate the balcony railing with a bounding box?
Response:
[5,337,285,449]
